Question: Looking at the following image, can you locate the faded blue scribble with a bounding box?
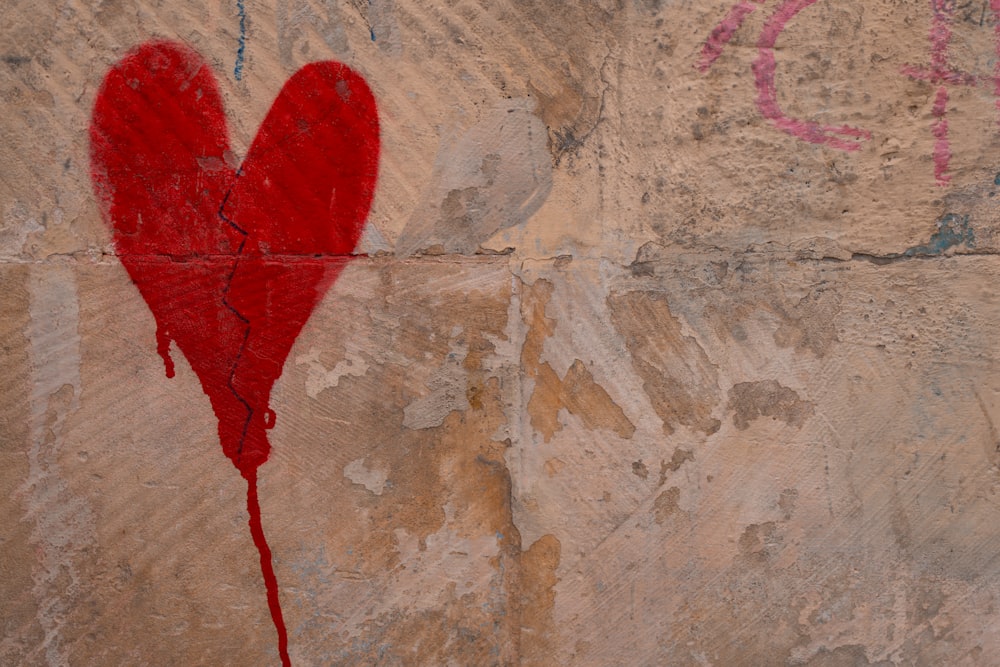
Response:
[234,0,247,81]
[903,213,975,257]
[369,0,376,41]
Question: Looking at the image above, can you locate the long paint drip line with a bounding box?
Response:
[245,467,291,667]
[218,183,290,663]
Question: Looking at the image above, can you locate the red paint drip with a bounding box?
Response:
[753,0,872,151]
[89,41,380,663]
[696,0,763,72]
[245,467,290,666]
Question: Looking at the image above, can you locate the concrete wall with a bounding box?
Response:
[4,1,1000,664]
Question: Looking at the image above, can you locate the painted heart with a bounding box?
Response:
[91,40,379,474]
[89,41,380,665]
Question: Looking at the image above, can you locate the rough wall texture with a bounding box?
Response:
[4,1,1000,665]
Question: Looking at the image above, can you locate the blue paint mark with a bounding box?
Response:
[902,213,974,257]
[993,172,1000,186]
[234,0,247,81]
[369,0,376,41]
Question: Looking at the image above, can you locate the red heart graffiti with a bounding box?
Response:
[89,41,380,665]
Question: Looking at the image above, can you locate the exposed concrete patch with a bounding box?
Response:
[355,221,392,255]
[738,521,781,566]
[772,287,843,357]
[396,99,552,256]
[528,359,636,443]
[728,380,815,430]
[402,332,470,429]
[520,534,561,665]
[520,278,556,378]
[264,261,523,661]
[779,487,800,520]
[522,279,634,442]
[295,344,371,399]
[661,257,844,359]
[343,458,388,495]
[608,290,721,435]
[653,487,681,525]
[658,447,694,485]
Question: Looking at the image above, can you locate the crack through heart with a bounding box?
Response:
[90,41,380,665]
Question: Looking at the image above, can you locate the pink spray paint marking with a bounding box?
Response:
[992,1,1000,122]
[698,0,871,152]
[752,0,871,151]
[902,0,979,185]
[697,0,765,72]
[932,87,952,185]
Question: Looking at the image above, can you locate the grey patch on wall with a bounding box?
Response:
[276,0,351,68]
[402,334,470,430]
[367,0,402,56]
[24,265,92,666]
[356,221,391,255]
[1,202,44,260]
[395,98,553,256]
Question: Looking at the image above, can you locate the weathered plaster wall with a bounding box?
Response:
[4,1,1000,665]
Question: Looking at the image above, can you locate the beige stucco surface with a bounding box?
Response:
[5,0,1000,664]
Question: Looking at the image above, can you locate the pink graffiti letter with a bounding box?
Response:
[902,0,979,185]
[994,1,1000,120]
[697,0,766,72]
[752,0,872,152]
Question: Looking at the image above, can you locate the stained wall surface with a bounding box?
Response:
[4,1,1000,665]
